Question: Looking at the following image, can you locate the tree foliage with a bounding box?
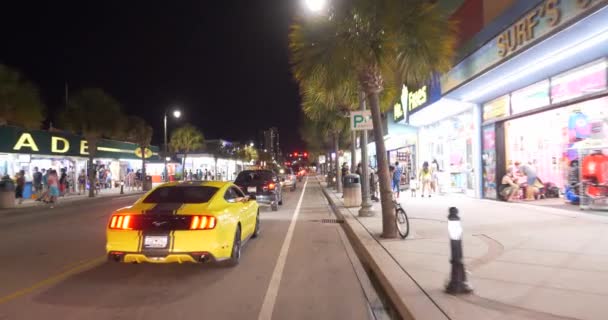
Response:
[0,64,46,129]
[170,124,204,155]
[59,88,124,197]
[60,88,124,140]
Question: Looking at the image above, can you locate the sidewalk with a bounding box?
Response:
[1,187,144,213]
[319,177,608,320]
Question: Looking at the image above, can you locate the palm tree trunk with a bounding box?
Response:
[87,139,97,198]
[334,133,342,193]
[367,92,397,238]
[183,153,188,181]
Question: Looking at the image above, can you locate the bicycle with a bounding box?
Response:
[393,199,410,239]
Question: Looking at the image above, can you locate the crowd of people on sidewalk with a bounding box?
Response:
[10,167,67,208]
[7,165,149,208]
[339,159,442,201]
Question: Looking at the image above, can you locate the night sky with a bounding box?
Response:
[0,1,303,150]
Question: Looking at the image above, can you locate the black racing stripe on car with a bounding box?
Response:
[170,231,175,252]
[143,203,184,216]
[137,231,143,252]
[174,204,186,215]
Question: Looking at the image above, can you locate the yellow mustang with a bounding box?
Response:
[106,181,260,266]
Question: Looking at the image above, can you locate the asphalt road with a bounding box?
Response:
[0,177,374,320]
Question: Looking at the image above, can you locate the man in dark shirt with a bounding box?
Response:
[33,167,42,195]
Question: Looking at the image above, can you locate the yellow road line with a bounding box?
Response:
[0,255,106,305]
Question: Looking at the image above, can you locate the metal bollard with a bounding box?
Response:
[120,181,124,195]
[445,207,473,295]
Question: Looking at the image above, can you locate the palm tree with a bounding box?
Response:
[300,114,350,179]
[301,86,351,192]
[238,145,258,163]
[289,0,456,238]
[60,88,124,197]
[0,64,46,129]
[170,124,204,178]
[126,116,153,190]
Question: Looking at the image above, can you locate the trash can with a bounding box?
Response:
[23,181,33,200]
[0,176,16,209]
[343,174,362,207]
[143,175,153,191]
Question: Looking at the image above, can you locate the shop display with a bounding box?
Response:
[482,124,497,199]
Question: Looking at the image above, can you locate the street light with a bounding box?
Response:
[305,0,326,12]
[250,142,254,147]
[164,107,181,181]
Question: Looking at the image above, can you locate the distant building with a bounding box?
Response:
[262,127,280,161]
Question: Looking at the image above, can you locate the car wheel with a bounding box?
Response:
[271,201,279,211]
[225,226,241,267]
[252,213,260,238]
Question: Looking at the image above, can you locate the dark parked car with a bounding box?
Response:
[235,170,283,211]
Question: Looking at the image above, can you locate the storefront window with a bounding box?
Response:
[388,146,416,179]
[482,125,497,199]
[505,96,608,191]
[551,59,607,104]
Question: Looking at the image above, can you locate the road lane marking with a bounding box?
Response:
[0,255,106,305]
[258,177,308,320]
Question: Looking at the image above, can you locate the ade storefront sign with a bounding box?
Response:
[442,0,606,94]
[0,126,159,160]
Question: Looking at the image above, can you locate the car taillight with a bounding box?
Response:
[109,215,133,230]
[189,215,217,230]
[268,183,276,190]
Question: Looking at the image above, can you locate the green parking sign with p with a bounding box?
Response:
[350,111,373,131]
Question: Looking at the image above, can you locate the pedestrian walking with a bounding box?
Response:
[42,169,49,192]
[48,170,60,208]
[33,167,42,197]
[370,167,379,202]
[78,169,86,195]
[59,168,67,196]
[419,161,432,197]
[392,162,403,199]
[431,159,440,194]
[15,170,25,204]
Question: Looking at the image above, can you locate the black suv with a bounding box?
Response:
[235,170,283,211]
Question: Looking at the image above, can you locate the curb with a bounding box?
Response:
[0,192,144,217]
[320,183,449,320]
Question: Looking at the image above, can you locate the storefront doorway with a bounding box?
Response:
[419,110,476,195]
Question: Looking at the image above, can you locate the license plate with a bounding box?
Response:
[144,236,168,248]
[247,187,257,193]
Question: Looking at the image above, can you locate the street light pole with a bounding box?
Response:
[359,90,374,217]
[163,108,181,182]
[163,111,168,182]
